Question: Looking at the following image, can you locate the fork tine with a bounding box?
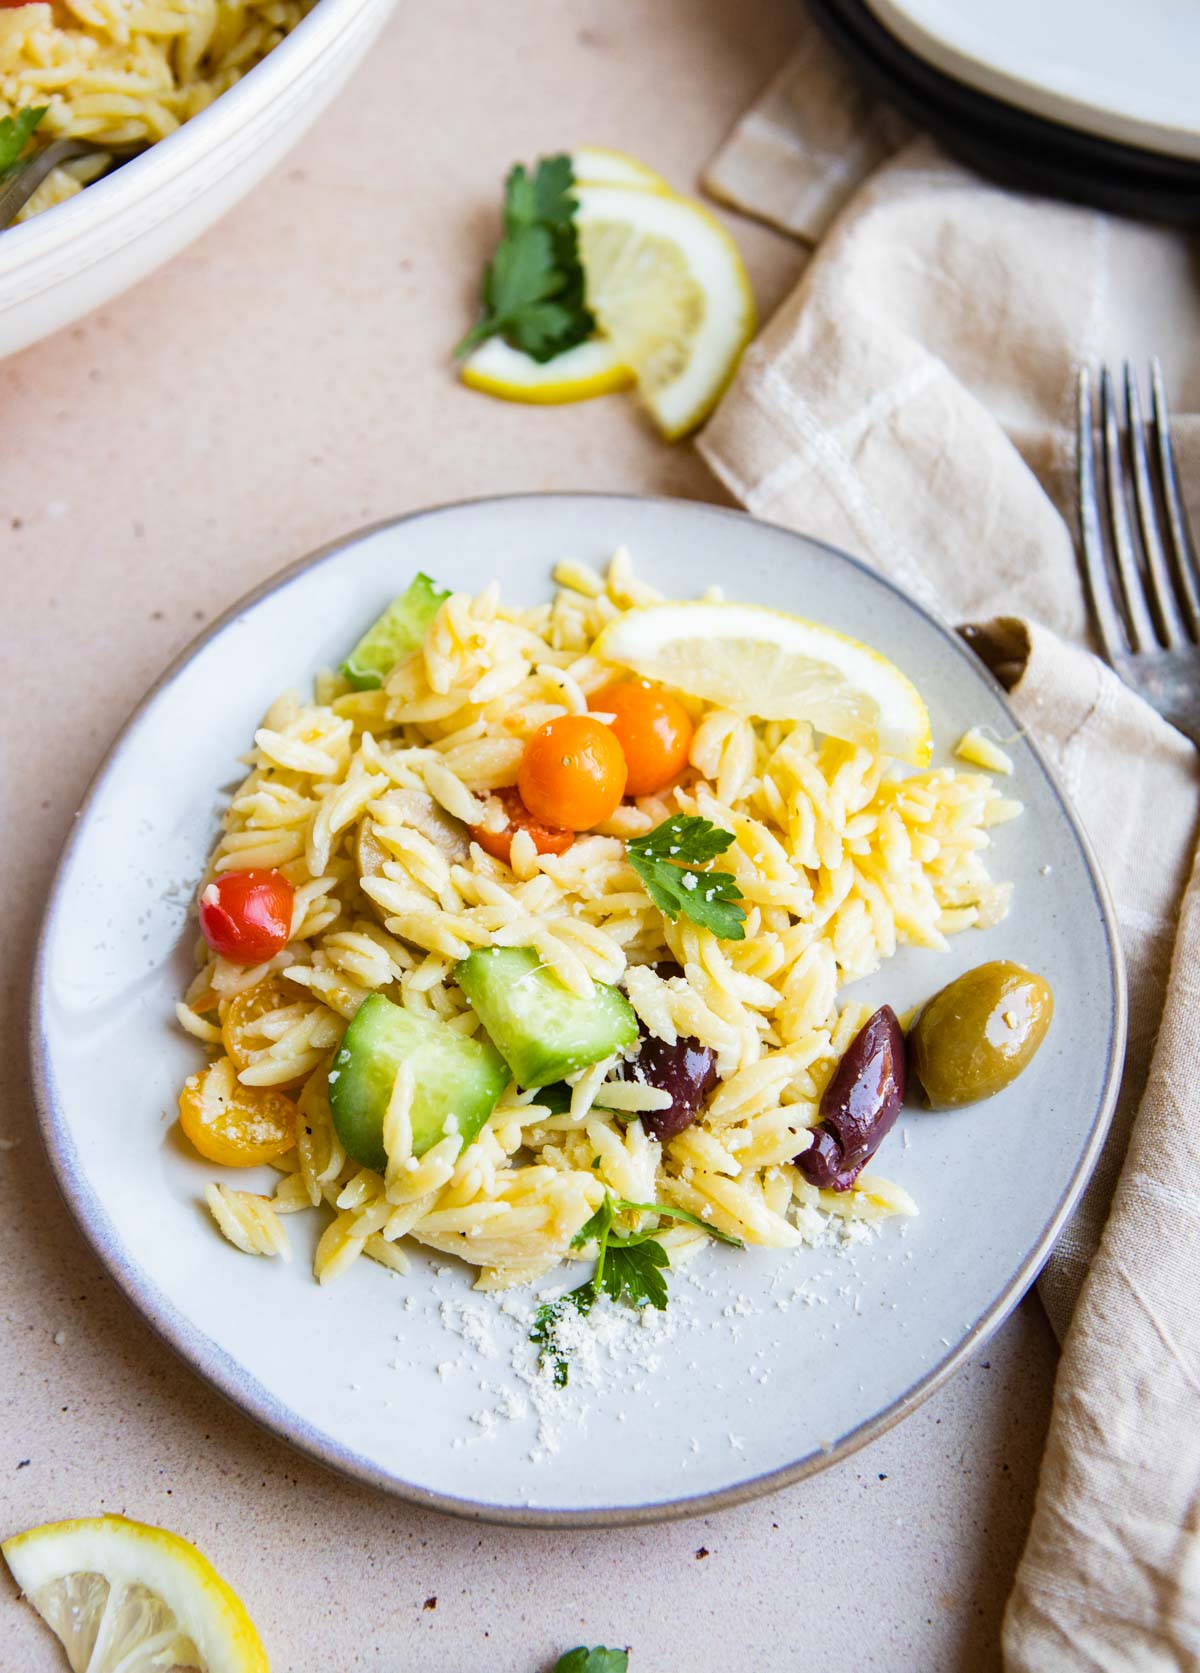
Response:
[1076,368,1128,664]
[1150,357,1200,639]
[1124,363,1187,647]
[1100,365,1158,652]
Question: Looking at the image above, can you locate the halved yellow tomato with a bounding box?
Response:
[179,1056,297,1167]
[221,975,310,1089]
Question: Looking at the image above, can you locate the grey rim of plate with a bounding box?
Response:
[28,494,1128,1526]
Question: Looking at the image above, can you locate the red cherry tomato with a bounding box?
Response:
[198,870,294,964]
[589,681,694,796]
[518,714,628,831]
[469,786,575,864]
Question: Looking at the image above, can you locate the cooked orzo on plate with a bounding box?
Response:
[175,549,1020,1306]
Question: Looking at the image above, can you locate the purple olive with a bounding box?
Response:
[796,1005,906,1191]
[619,1029,718,1142]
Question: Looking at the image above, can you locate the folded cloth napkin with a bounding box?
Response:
[698,16,1200,1668]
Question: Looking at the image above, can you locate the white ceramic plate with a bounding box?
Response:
[865,0,1200,161]
[31,495,1124,1524]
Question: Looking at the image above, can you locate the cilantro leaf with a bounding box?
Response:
[626,814,746,941]
[553,1649,629,1673]
[456,154,594,363]
[0,106,47,182]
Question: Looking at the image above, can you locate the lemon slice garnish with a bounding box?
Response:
[573,182,755,439]
[571,145,670,190]
[460,334,633,404]
[596,601,933,765]
[2,1515,270,1672]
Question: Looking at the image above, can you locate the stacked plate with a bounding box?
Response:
[808,0,1200,223]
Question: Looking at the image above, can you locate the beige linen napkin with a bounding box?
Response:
[699,17,1200,1667]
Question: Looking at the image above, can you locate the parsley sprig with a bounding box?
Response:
[455,154,595,363]
[626,814,746,941]
[0,107,47,182]
[532,1192,743,1386]
[553,1650,629,1673]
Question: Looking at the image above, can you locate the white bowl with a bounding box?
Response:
[0,0,397,359]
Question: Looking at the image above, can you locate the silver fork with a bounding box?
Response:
[1077,360,1200,745]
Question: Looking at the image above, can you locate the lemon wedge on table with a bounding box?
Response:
[460,334,633,404]
[2,1515,270,1672]
[571,145,670,190]
[458,155,754,437]
[596,602,933,765]
[458,147,663,407]
[573,183,755,440]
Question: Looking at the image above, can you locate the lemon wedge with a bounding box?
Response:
[596,602,932,764]
[2,1515,270,1672]
[571,145,670,190]
[460,334,633,404]
[574,183,755,439]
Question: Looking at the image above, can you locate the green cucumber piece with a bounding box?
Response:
[341,573,448,691]
[455,946,639,1090]
[328,993,508,1172]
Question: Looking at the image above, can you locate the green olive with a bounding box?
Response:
[910,960,1053,1109]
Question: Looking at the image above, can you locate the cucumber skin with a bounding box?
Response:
[328,993,508,1173]
[341,573,448,691]
[455,946,639,1090]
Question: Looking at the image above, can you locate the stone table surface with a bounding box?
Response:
[0,1,1057,1666]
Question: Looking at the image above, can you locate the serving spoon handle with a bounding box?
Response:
[0,138,125,229]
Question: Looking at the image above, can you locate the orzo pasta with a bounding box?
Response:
[180,551,1020,1313]
[1,0,313,221]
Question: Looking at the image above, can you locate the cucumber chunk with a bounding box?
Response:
[341,573,449,690]
[328,993,508,1172]
[455,946,639,1090]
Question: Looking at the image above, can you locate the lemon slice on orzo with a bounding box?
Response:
[573,183,755,439]
[596,601,932,764]
[2,1515,270,1672]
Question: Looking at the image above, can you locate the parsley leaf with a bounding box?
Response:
[0,106,47,182]
[615,1198,744,1248]
[601,1236,669,1311]
[626,814,747,941]
[455,154,594,363]
[531,1194,744,1383]
[553,1649,629,1673]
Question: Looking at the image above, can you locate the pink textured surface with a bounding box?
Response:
[0,2,1057,1666]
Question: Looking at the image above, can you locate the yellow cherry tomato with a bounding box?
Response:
[517,714,628,831]
[179,1056,297,1167]
[221,976,310,1089]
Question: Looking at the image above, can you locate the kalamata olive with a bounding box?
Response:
[796,1005,906,1191]
[910,961,1053,1109]
[619,1029,718,1142]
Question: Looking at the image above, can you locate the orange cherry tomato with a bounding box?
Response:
[469,786,574,864]
[589,681,694,796]
[178,1056,297,1167]
[518,714,628,832]
[198,869,294,964]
